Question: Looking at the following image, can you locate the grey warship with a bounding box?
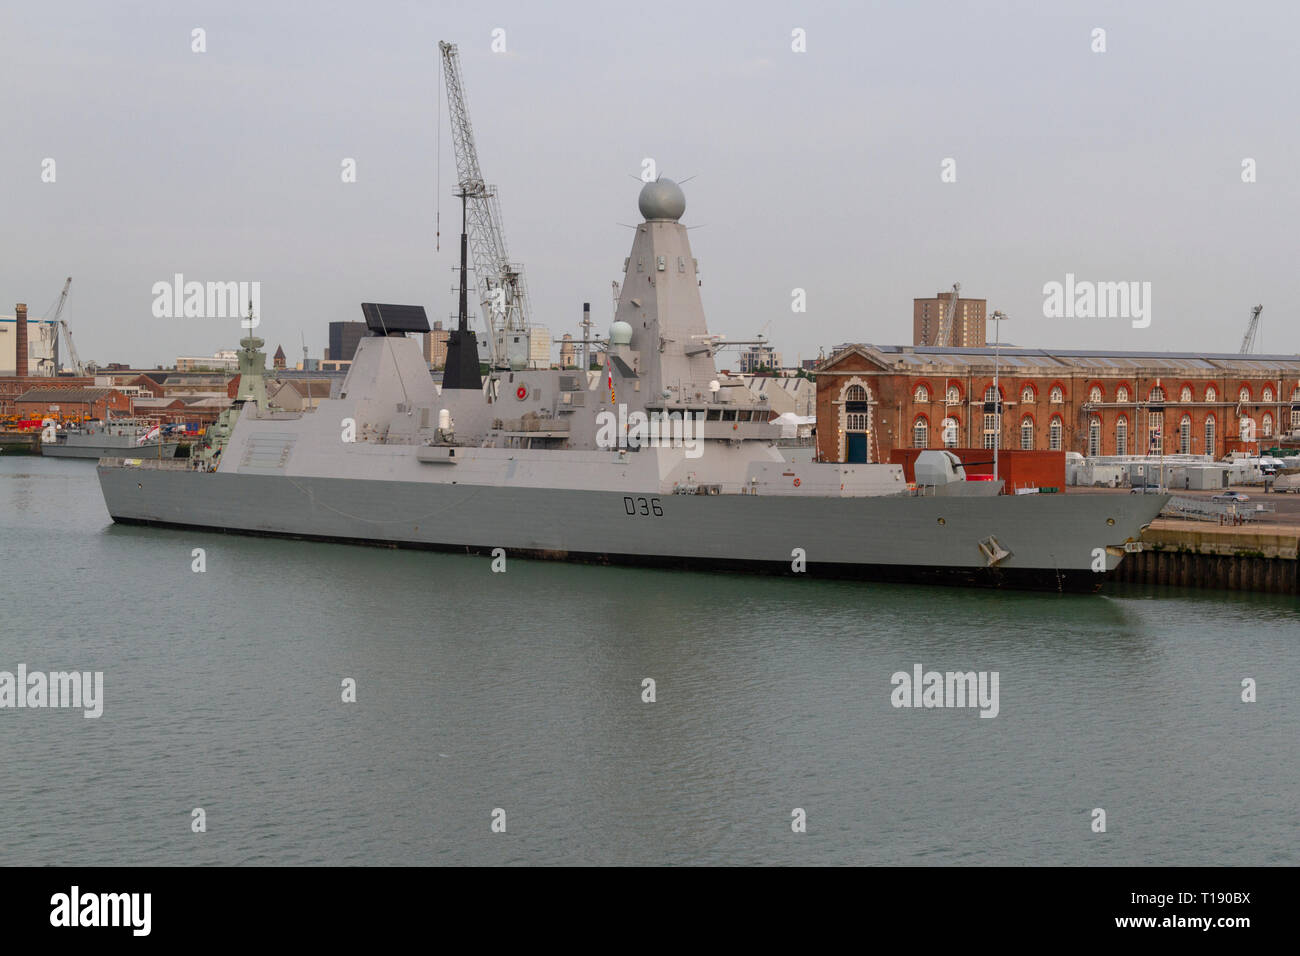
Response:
[43,419,180,460]
[97,179,1167,591]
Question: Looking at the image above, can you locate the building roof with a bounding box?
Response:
[271,379,332,398]
[16,387,119,403]
[823,344,1300,375]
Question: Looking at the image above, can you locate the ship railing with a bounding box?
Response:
[97,456,195,471]
[493,417,570,434]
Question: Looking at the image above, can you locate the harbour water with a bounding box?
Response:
[2,455,1296,865]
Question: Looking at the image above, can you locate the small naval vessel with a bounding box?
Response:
[43,419,180,460]
[97,179,1166,590]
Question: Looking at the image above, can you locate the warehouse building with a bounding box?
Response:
[816,344,1300,464]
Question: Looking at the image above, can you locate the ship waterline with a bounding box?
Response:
[97,459,1165,591]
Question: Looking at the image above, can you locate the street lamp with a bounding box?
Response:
[990,310,1008,487]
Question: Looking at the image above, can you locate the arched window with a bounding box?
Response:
[842,383,872,462]
[1116,385,1129,403]
[1150,386,1165,402]
[983,404,1000,449]
[1206,386,1217,403]
[941,417,958,448]
[1148,409,1164,453]
[1180,386,1192,403]
[1088,418,1101,456]
[1020,416,1034,450]
[1021,386,1035,403]
[1241,417,1256,442]
[945,385,961,404]
[1049,416,1063,451]
[1116,416,1128,456]
[1089,385,1102,403]
[1239,386,1251,403]
[914,384,929,403]
[1049,386,1064,403]
[1292,405,1300,433]
[1204,415,1216,456]
[1179,414,1191,454]
[912,416,928,448]
[1262,413,1273,438]
[984,384,999,402]
[1292,386,1300,402]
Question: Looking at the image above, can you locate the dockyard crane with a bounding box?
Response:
[41,277,84,375]
[438,41,532,370]
[1239,304,1264,354]
[935,282,960,348]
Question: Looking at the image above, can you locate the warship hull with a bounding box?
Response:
[44,441,180,460]
[97,462,1165,591]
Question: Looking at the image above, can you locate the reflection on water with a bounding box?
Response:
[2,456,1296,865]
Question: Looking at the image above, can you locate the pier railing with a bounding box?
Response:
[1163,495,1275,524]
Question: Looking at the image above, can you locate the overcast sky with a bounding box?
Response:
[2,0,1297,368]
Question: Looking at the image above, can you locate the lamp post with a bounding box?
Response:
[990,310,1008,487]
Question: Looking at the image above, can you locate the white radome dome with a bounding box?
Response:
[609,321,634,345]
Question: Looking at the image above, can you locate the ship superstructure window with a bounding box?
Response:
[1179,415,1191,454]
[1180,386,1192,403]
[1089,386,1102,404]
[1049,386,1063,403]
[914,384,929,403]
[1088,418,1101,456]
[1116,417,1128,456]
[1049,416,1062,450]
[912,417,928,448]
[1020,417,1034,450]
[1205,416,1216,455]
[1117,386,1129,403]
[941,416,958,447]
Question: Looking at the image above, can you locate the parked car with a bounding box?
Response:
[1211,491,1250,502]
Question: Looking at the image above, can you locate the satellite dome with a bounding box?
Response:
[638,178,686,221]
[609,320,634,345]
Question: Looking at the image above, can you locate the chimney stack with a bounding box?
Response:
[14,304,28,377]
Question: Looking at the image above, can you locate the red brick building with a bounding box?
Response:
[816,345,1300,463]
[15,387,132,421]
[0,376,95,416]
